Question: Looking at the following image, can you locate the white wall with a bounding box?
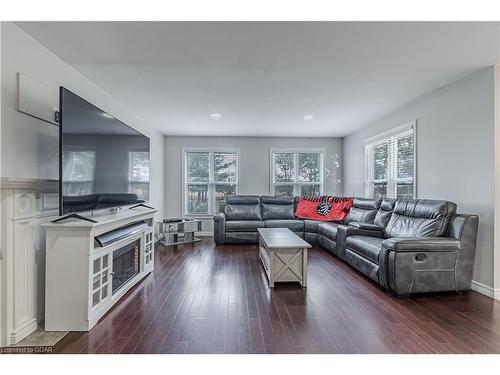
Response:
[165,136,343,231]
[0,22,165,219]
[343,67,495,289]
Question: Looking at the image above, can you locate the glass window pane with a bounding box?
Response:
[397,135,414,179]
[298,153,320,182]
[373,182,388,198]
[128,182,149,201]
[63,150,96,181]
[214,153,237,182]
[274,185,294,197]
[101,286,108,300]
[187,184,208,214]
[397,181,414,199]
[300,184,321,197]
[62,150,96,196]
[93,258,100,274]
[373,143,388,180]
[273,153,295,182]
[215,184,236,213]
[92,291,100,307]
[187,152,209,182]
[128,151,150,182]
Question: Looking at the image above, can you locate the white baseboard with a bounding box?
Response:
[9,318,38,345]
[471,280,500,300]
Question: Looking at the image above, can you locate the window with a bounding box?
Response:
[62,150,96,196]
[365,122,416,199]
[271,150,323,196]
[184,150,238,215]
[128,151,150,201]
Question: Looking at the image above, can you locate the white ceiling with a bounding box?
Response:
[16,22,500,137]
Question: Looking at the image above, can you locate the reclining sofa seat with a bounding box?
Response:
[215,195,382,245]
[219,195,263,243]
[338,199,479,296]
[213,195,479,297]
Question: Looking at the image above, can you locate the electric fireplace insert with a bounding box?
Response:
[112,239,140,294]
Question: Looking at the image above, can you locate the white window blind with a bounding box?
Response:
[365,122,416,199]
[184,150,239,215]
[271,150,323,197]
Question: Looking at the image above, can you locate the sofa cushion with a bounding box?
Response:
[265,219,304,232]
[261,196,296,220]
[225,220,265,232]
[384,199,457,238]
[303,219,324,233]
[345,198,381,224]
[346,235,384,264]
[318,222,340,240]
[224,195,262,221]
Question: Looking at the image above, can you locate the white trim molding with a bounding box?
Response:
[494,65,500,301]
[363,121,416,145]
[0,178,60,346]
[471,280,500,300]
[0,177,58,192]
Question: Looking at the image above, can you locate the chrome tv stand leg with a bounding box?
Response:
[51,213,98,223]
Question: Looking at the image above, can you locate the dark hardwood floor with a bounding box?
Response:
[53,238,500,354]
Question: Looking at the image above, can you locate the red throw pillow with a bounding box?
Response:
[295,196,353,221]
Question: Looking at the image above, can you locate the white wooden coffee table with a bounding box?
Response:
[257,228,312,287]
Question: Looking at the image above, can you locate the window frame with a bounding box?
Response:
[270,148,325,197]
[364,121,417,199]
[182,147,240,216]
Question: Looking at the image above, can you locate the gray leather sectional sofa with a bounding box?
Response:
[213,195,479,297]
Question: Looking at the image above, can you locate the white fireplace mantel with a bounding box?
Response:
[0,177,59,346]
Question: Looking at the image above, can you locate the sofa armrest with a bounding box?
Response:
[382,237,461,252]
[378,236,463,296]
[335,223,385,258]
[349,222,384,231]
[213,213,226,244]
[339,224,385,238]
[214,212,226,222]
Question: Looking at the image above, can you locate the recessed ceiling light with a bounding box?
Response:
[102,113,114,119]
[210,113,222,120]
[304,114,314,121]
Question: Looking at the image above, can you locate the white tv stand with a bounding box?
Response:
[42,207,157,331]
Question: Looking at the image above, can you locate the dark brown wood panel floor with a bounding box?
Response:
[53,239,500,354]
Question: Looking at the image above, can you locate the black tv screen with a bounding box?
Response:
[59,87,150,215]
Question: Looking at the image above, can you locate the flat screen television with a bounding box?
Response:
[59,87,150,215]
